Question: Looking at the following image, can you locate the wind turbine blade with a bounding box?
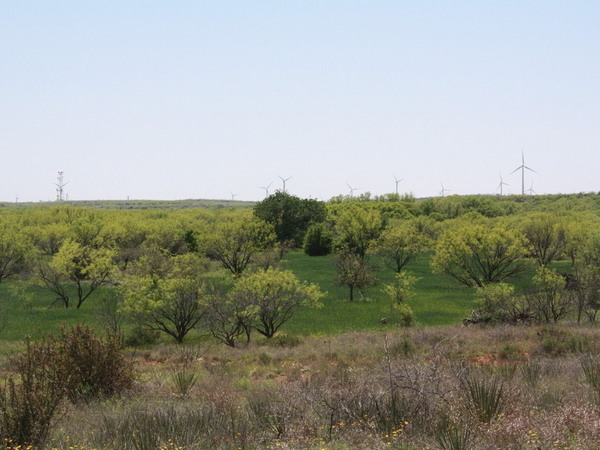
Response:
[524,165,536,173]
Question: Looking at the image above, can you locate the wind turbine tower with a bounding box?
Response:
[393,176,403,195]
[439,184,450,197]
[497,172,509,196]
[347,183,358,198]
[511,152,536,195]
[279,175,292,193]
[54,171,68,201]
[259,182,273,198]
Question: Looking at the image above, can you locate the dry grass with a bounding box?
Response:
[3,324,600,448]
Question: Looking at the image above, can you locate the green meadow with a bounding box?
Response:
[0,251,483,343]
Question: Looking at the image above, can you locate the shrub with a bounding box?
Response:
[124,325,161,347]
[394,303,415,327]
[303,223,333,256]
[0,325,134,446]
[55,324,135,402]
[0,339,66,448]
[260,333,302,348]
[390,337,417,356]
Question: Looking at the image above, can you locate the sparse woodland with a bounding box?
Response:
[2,192,600,448]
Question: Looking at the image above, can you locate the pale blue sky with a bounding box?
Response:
[2,2,599,202]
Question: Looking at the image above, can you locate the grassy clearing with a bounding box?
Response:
[283,251,478,335]
[0,252,479,343]
[0,251,572,343]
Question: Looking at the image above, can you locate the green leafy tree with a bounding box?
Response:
[335,250,377,301]
[571,232,600,322]
[0,223,32,282]
[28,222,70,256]
[384,271,419,305]
[528,267,571,323]
[474,282,530,323]
[521,213,567,266]
[431,222,530,288]
[203,278,254,347]
[230,268,324,338]
[120,250,208,343]
[375,220,430,272]
[37,240,116,308]
[383,271,419,326]
[253,192,327,249]
[206,217,275,276]
[334,206,383,260]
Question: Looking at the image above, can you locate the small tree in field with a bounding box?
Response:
[528,267,572,323]
[383,272,419,326]
[335,250,377,301]
[203,277,253,347]
[431,222,530,288]
[475,282,530,323]
[37,239,116,308]
[230,268,324,338]
[121,250,208,343]
[375,221,430,273]
[206,217,275,276]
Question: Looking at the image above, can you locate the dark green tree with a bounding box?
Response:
[303,223,334,256]
[253,192,327,249]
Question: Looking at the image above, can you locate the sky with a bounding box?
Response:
[2,1,599,202]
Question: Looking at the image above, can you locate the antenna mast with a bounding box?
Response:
[54,171,68,201]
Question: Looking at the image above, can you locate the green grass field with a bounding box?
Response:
[282,251,476,335]
[0,251,567,342]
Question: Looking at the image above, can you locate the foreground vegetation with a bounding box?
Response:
[3,324,600,448]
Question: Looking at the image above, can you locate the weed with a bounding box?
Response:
[258,351,273,366]
[390,337,417,357]
[521,359,543,387]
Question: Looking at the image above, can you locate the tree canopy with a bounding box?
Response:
[253,192,327,248]
[431,222,531,288]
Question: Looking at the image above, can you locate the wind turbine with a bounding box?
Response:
[511,151,536,195]
[393,176,403,195]
[497,172,509,196]
[439,184,450,197]
[259,182,273,198]
[526,181,536,196]
[278,175,292,193]
[347,183,358,198]
[230,191,238,201]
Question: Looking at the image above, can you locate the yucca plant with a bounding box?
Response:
[171,366,198,397]
[580,355,600,402]
[466,376,505,424]
[435,420,472,450]
[520,360,544,388]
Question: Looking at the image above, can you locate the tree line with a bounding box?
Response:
[2,193,600,344]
